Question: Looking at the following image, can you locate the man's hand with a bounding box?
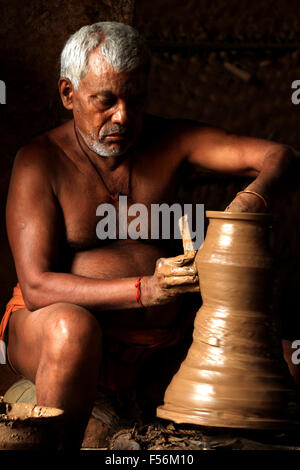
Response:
[144,251,199,306]
[225,191,268,213]
[142,215,199,306]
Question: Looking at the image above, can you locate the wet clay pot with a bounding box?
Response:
[157,211,298,430]
[0,397,64,449]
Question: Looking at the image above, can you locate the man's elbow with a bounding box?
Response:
[21,278,46,311]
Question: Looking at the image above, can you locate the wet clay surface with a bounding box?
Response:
[0,397,64,450]
[157,211,299,429]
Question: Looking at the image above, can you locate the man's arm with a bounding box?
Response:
[184,122,298,212]
[6,144,197,312]
[6,145,145,311]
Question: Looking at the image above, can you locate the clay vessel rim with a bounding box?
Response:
[0,398,64,420]
[206,211,272,222]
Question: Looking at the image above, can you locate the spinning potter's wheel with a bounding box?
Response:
[157,211,299,430]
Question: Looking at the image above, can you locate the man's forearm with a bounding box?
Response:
[22,272,152,312]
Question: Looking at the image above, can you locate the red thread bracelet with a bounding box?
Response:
[135,276,144,308]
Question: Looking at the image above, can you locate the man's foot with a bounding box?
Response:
[82,387,144,448]
[82,390,121,448]
[82,415,115,449]
[109,430,141,450]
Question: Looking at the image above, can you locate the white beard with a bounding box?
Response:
[78,128,128,158]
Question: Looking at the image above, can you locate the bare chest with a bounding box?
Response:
[56,157,180,249]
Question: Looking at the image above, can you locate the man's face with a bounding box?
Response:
[71,50,148,158]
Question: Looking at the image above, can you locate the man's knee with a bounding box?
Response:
[42,303,102,360]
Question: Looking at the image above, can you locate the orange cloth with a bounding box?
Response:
[0,283,25,341]
[0,283,25,374]
[0,283,194,390]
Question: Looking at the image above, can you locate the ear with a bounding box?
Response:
[58,78,74,110]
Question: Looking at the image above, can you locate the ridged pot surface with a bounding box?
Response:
[157,211,298,430]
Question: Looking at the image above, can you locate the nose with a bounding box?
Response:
[111,101,128,125]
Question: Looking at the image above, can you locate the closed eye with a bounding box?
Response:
[91,93,117,108]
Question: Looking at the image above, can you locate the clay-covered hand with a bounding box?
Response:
[225,191,267,213]
[143,214,199,306]
[145,251,199,306]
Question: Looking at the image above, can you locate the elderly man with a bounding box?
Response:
[0,21,297,447]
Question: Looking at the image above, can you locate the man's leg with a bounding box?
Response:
[7,302,102,448]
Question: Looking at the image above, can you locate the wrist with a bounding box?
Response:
[236,189,269,211]
[251,147,295,196]
[139,276,155,308]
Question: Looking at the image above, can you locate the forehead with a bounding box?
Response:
[80,48,147,95]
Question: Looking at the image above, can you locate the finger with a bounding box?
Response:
[179,214,196,257]
[180,284,200,293]
[163,274,199,287]
[226,204,247,213]
[156,253,195,270]
[225,201,246,213]
[174,252,196,265]
[164,283,200,294]
[159,263,197,277]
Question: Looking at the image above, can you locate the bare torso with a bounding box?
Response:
[43,114,187,328]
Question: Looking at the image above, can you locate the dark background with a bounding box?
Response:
[0,0,299,338]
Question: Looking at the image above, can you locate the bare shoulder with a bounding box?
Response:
[12,120,73,180]
[144,114,224,152]
[160,117,228,142]
[15,136,51,168]
[145,115,227,168]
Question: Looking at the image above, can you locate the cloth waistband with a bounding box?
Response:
[0,283,25,342]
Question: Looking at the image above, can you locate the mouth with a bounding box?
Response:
[104,134,126,142]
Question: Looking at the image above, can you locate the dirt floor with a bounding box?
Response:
[2,365,300,451]
[108,420,300,451]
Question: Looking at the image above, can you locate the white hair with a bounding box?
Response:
[60,21,150,89]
